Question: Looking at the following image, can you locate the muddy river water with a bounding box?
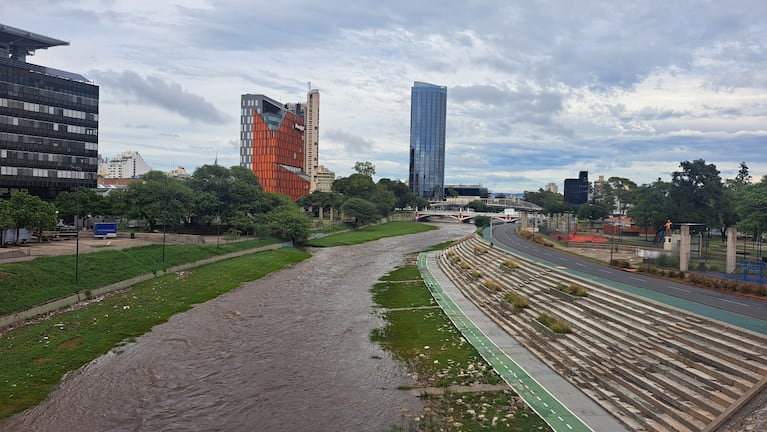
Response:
[1,223,473,432]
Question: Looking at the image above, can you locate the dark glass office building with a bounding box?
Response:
[409,81,446,201]
[564,171,589,205]
[0,24,99,200]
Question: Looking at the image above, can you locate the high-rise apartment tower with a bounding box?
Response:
[304,85,320,192]
[0,24,99,199]
[408,81,447,201]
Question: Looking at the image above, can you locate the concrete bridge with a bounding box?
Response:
[414,209,521,223]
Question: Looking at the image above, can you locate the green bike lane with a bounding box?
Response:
[418,252,628,432]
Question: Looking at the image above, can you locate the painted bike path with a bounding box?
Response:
[418,252,629,432]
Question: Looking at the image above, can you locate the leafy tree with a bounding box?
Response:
[188,165,265,227]
[466,200,489,212]
[378,178,415,209]
[670,159,725,229]
[353,161,376,177]
[446,188,459,199]
[577,202,609,221]
[495,193,507,199]
[267,205,310,243]
[474,215,491,228]
[524,189,565,214]
[332,173,376,199]
[628,179,673,240]
[340,197,379,228]
[734,176,767,241]
[6,192,57,243]
[607,176,637,215]
[369,187,396,217]
[120,171,194,231]
[54,187,107,222]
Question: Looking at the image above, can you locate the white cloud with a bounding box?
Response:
[3,0,767,192]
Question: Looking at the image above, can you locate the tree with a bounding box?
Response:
[466,200,489,212]
[332,173,376,199]
[340,197,379,228]
[474,215,491,228]
[607,177,637,215]
[734,176,767,242]
[54,187,107,223]
[6,192,57,244]
[120,171,194,231]
[670,159,725,229]
[577,203,609,221]
[378,178,415,209]
[524,189,565,214]
[628,179,673,240]
[267,205,310,243]
[353,161,376,177]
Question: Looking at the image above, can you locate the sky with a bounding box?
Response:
[3,1,766,194]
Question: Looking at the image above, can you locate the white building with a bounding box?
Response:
[99,151,152,179]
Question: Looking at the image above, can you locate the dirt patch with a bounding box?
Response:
[32,357,54,365]
[58,336,82,351]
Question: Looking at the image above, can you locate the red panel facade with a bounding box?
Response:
[249,109,309,201]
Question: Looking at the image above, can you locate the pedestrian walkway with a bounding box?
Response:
[418,252,629,432]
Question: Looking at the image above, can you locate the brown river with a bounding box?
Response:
[1,223,473,432]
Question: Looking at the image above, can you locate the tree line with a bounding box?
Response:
[523,160,767,240]
[0,161,427,245]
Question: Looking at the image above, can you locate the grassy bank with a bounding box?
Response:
[0,248,310,419]
[305,221,437,247]
[0,238,282,316]
[371,264,550,431]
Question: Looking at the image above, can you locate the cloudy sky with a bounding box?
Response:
[4,1,766,193]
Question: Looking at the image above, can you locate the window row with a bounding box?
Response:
[0,131,98,152]
[0,165,88,179]
[0,115,98,136]
[0,149,96,165]
[0,80,99,109]
[0,97,98,121]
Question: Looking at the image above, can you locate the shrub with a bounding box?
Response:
[504,291,529,309]
[483,279,501,291]
[610,259,631,269]
[473,246,488,254]
[447,249,456,256]
[459,261,469,270]
[470,269,481,278]
[502,259,519,270]
[537,312,572,334]
[553,283,588,297]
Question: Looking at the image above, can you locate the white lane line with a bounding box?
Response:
[598,269,610,274]
[665,285,690,293]
[575,263,586,267]
[720,298,751,307]
[628,276,644,282]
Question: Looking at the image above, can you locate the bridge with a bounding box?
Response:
[414,209,522,223]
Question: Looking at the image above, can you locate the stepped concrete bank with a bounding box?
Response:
[439,233,767,432]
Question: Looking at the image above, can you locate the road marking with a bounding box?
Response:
[720,298,750,307]
[575,263,586,267]
[598,269,610,274]
[665,285,690,293]
[628,277,644,282]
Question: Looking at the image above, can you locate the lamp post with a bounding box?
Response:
[609,222,614,265]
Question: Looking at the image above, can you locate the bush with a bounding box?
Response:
[459,261,469,270]
[537,312,572,334]
[473,246,488,254]
[610,259,631,269]
[470,269,481,278]
[504,291,529,309]
[553,283,588,297]
[483,279,501,291]
[502,259,519,270]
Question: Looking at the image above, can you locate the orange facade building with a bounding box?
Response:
[240,94,310,201]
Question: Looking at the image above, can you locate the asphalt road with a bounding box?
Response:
[491,224,767,328]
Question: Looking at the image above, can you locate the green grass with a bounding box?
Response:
[0,247,310,419]
[0,238,283,316]
[304,221,437,247]
[372,264,549,431]
[553,283,588,297]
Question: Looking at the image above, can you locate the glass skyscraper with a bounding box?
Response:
[409,81,446,201]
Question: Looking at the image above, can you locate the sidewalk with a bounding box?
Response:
[419,252,629,432]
